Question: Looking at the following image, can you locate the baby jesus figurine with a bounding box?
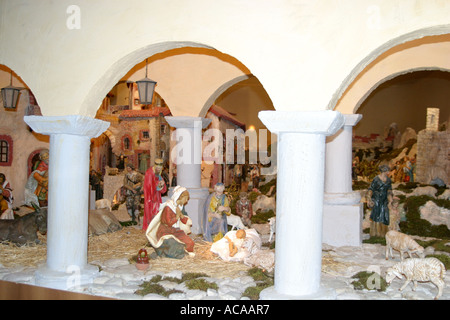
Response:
[224,229,246,257]
[210,228,262,262]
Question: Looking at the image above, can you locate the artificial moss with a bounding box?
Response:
[353,181,370,191]
[119,220,138,227]
[416,239,450,254]
[351,271,388,292]
[242,282,272,300]
[362,236,386,245]
[181,272,210,282]
[395,182,420,193]
[399,195,450,238]
[242,267,274,300]
[135,272,213,296]
[258,179,276,195]
[251,209,275,224]
[184,278,218,291]
[247,267,273,282]
[135,279,184,297]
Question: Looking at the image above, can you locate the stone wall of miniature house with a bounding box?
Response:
[416,129,449,185]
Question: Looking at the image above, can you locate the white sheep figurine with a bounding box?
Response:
[385,257,446,300]
[385,230,424,261]
[227,214,247,230]
[95,199,112,212]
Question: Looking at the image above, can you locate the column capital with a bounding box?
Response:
[258,110,344,136]
[24,115,110,139]
[165,116,211,129]
[342,113,362,127]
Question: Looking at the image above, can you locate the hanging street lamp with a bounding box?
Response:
[136,59,157,105]
[1,71,20,110]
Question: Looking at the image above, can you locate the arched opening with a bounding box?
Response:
[352,69,450,185]
[88,43,276,224]
[355,70,450,138]
[330,28,450,111]
[0,65,49,211]
[331,32,450,185]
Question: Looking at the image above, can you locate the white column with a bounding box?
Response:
[323,114,363,247]
[24,115,110,290]
[258,110,344,299]
[325,114,362,202]
[165,116,211,234]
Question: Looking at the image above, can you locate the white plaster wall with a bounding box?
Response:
[1,0,450,118]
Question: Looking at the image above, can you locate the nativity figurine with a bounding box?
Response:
[123,164,144,223]
[235,192,253,227]
[146,186,194,259]
[142,158,167,230]
[366,164,393,237]
[203,183,231,242]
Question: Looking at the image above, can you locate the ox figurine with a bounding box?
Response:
[0,203,47,246]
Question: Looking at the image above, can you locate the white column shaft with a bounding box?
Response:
[24,115,109,289]
[47,133,90,271]
[276,132,326,295]
[166,116,211,189]
[165,116,212,234]
[258,110,344,298]
[325,114,362,204]
[175,126,202,188]
[325,125,353,193]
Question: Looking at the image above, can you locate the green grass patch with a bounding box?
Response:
[185,278,218,291]
[416,239,450,254]
[251,209,275,224]
[351,271,388,292]
[135,276,184,297]
[399,196,450,238]
[362,236,386,245]
[135,272,213,296]
[242,267,274,300]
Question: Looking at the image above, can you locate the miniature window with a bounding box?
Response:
[0,141,8,163]
[0,135,13,166]
[122,135,132,150]
[160,124,166,135]
[140,130,150,141]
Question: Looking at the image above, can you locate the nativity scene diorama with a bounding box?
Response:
[0,77,449,300]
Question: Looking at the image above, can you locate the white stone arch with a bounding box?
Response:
[199,74,250,117]
[83,42,251,118]
[352,67,450,114]
[332,27,450,114]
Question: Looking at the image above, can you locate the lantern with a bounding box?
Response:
[1,72,20,110]
[136,59,157,105]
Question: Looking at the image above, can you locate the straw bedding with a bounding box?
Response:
[0,227,349,278]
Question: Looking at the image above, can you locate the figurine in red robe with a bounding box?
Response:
[142,159,167,230]
[146,186,194,258]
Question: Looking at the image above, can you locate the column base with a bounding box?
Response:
[168,187,210,235]
[35,264,99,291]
[324,191,361,205]
[322,203,363,247]
[259,286,337,300]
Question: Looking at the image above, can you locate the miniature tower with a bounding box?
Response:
[426,107,439,131]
